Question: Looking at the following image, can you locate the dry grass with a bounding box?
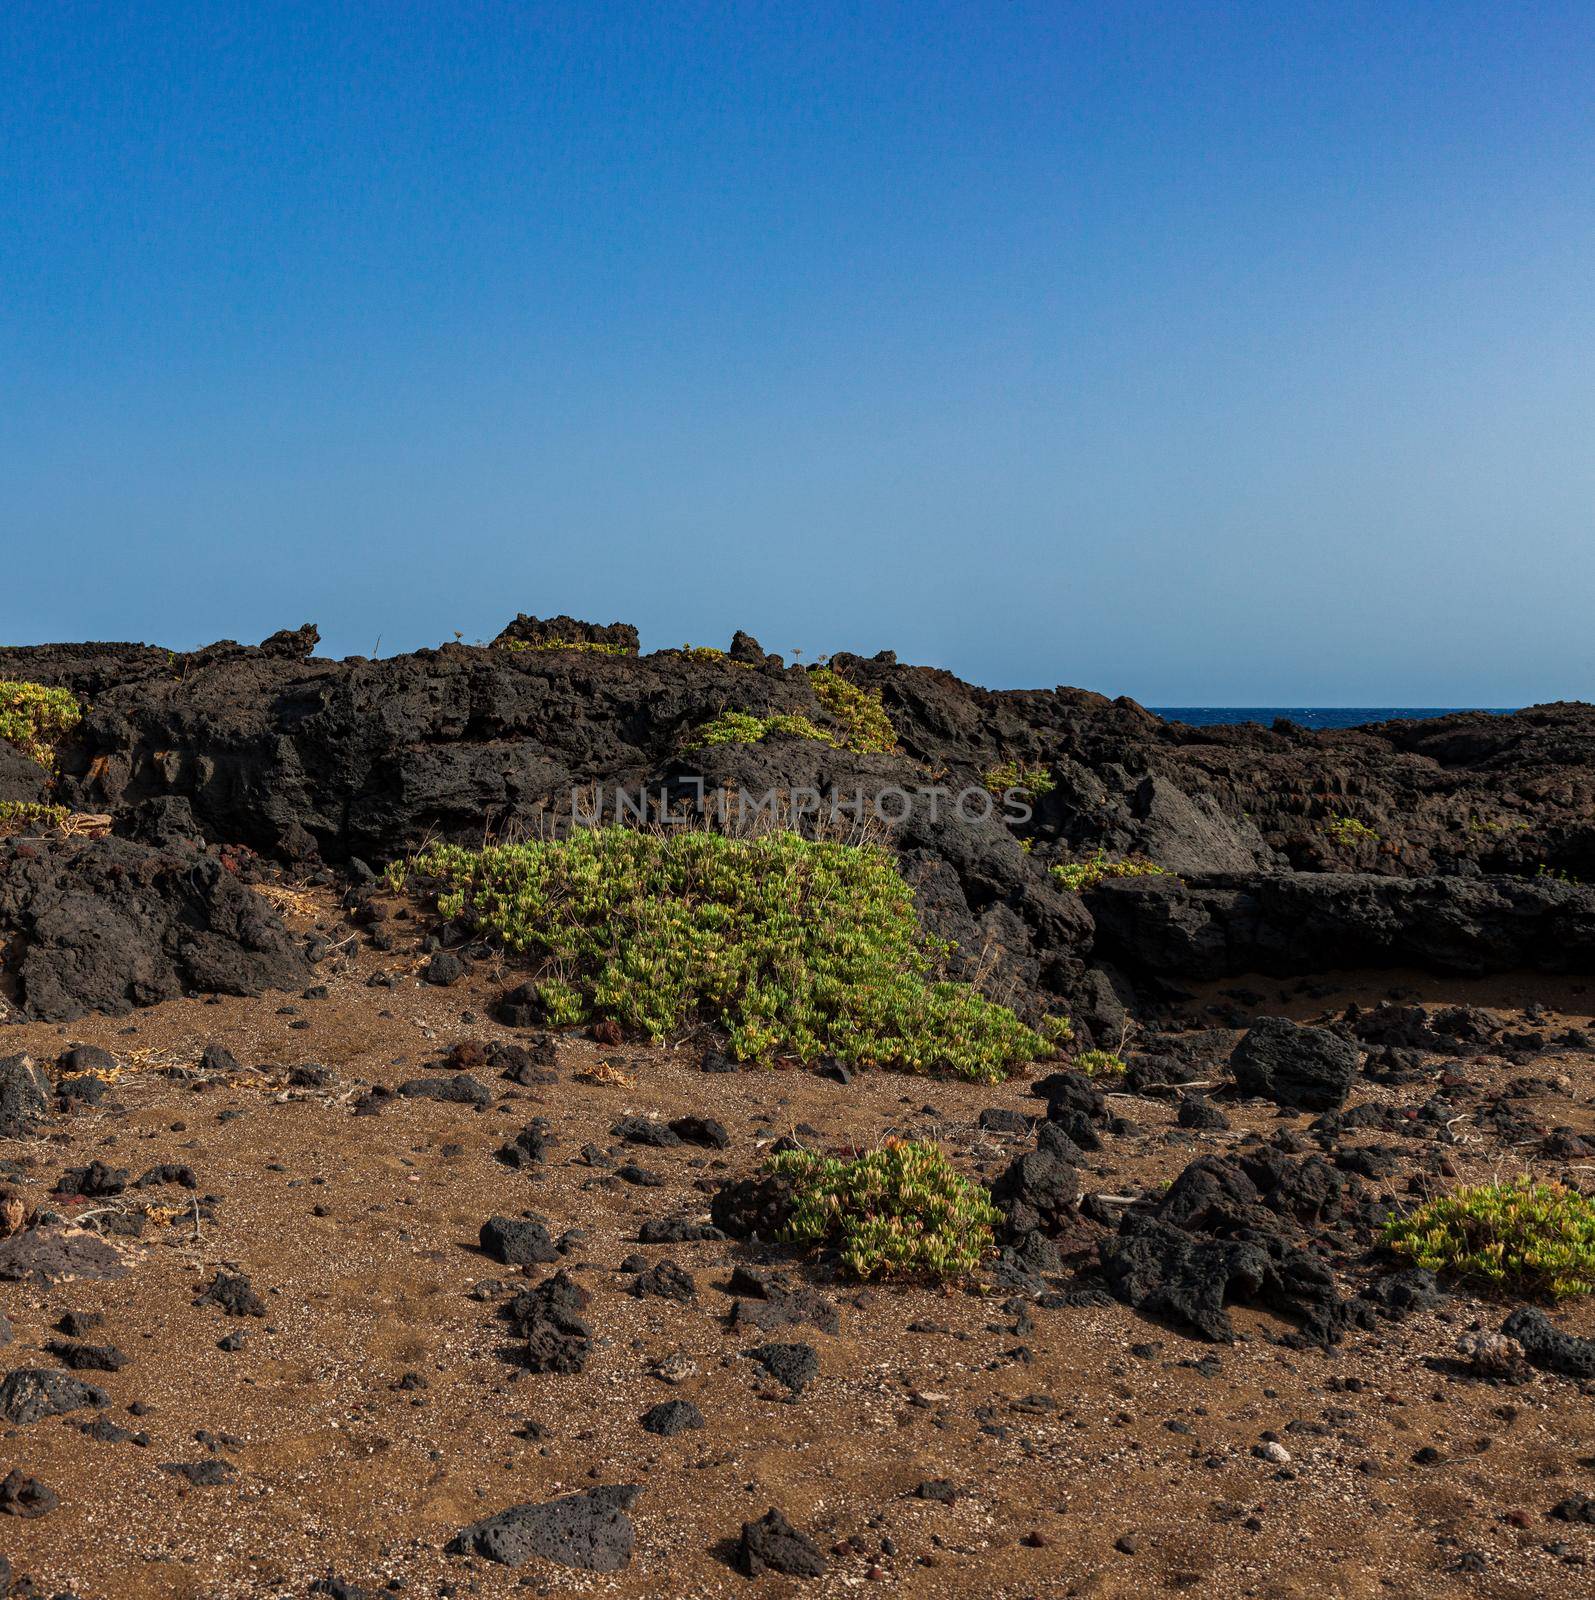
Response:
[252,882,323,917]
[574,1059,635,1086]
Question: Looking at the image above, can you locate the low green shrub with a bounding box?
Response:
[686,711,837,749]
[496,639,636,657]
[676,643,756,666]
[0,681,82,769]
[807,668,897,754]
[1075,1048,1126,1077]
[0,800,69,831]
[1384,1177,1595,1299]
[1324,815,1379,847]
[1536,863,1583,885]
[1052,849,1170,893]
[983,760,1056,798]
[772,1139,1000,1279]
[400,828,1064,1081]
[1039,1014,1075,1047]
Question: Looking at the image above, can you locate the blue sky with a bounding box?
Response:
[3,2,1591,703]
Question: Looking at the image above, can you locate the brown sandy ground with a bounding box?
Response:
[1,893,1593,1599]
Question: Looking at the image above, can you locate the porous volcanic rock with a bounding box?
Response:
[1230,1017,1360,1111]
[0,836,309,1021]
[6,619,1595,1025]
[446,1484,640,1570]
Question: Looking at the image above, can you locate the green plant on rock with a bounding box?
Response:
[1324,815,1379,847]
[496,639,636,657]
[0,681,82,769]
[685,710,837,749]
[1468,816,1530,835]
[1075,1048,1126,1077]
[982,760,1056,799]
[0,800,69,832]
[807,668,897,755]
[1052,849,1170,893]
[772,1139,1000,1279]
[1536,863,1583,886]
[674,643,752,666]
[1384,1177,1595,1299]
[1039,1014,1075,1048]
[403,828,1065,1081]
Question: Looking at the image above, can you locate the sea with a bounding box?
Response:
[1150,708,1513,730]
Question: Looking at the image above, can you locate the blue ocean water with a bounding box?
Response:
[1152,707,1513,730]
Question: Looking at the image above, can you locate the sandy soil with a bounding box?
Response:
[2,892,1594,1599]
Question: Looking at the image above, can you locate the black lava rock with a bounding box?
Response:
[640,1399,703,1436]
[735,1507,827,1578]
[447,1484,640,1571]
[480,1215,559,1266]
[1231,1017,1358,1111]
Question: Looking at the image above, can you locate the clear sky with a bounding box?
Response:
[3,3,1591,704]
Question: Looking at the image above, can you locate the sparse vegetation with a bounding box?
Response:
[1325,815,1379,847]
[1075,1048,1126,1076]
[1384,1177,1595,1299]
[0,800,69,832]
[496,639,637,657]
[673,644,752,666]
[0,681,82,769]
[1536,863,1583,885]
[772,1139,1001,1279]
[1039,1014,1075,1048]
[983,760,1056,798]
[1052,849,1170,893]
[1469,816,1531,835]
[808,668,897,755]
[685,710,837,749]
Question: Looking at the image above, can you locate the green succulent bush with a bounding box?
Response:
[1384,1177,1595,1299]
[1324,815,1379,847]
[772,1139,1000,1279]
[1536,863,1582,885]
[496,639,636,657]
[399,828,1063,1081]
[807,668,897,755]
[0,800,69,831]
[686,710,837,749]
[0,681,82,769]
[1052,849,1170,893]
[673,643,756,666]
[983,760,1055,799]
[1039,1014,1075,1047]
[1075,1048,1126,1077]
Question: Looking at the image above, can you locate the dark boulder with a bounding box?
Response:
[398,1072,491,1107]
[0,1368,109,1424]
[447,1484,640,1570]
[711,1173,796,1240]
[1090,871,1595,980]
[0,837,309,1021]
[640,1399,703,1436]
[480,1215,558,1266]
[491,614,640,653]
[1501,1306,1595,1381]
[991,1148,1080,1238]
[504,1270,593,1374]
[1231,1017,1358,1111]
[0,1055,51,1138]
[1098,1154,1347,1343]
[735,1507,827,1579]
